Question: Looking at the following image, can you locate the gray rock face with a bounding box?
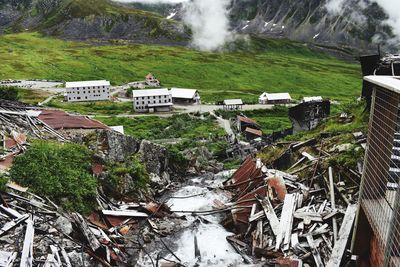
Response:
[96,130,140,162]
[139,140,168,176]
[55,216,73,236]
[229,0,392,50]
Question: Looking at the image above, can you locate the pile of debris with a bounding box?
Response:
[220,134,364,266]
[0,183,171,266]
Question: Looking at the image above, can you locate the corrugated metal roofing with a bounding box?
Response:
[170,88,198,99]
[65,80,110,88]
[132,89,170,98]
[38,110,108,130]
[245,127,262,137]
[237,116,258,125]
[224,99,243,105]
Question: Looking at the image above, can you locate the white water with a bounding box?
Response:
[138,170,246,266]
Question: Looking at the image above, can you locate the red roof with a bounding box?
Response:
[245,127,262,137]
[237,116,258,125]
[39,110,108,130]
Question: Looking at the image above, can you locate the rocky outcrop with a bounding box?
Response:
[139,140,170,189]
[0,0,189,45]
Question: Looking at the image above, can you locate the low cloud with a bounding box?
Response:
[113,0,235,51]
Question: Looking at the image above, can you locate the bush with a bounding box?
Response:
[104,155,149,197]
[0,86,19,101]
[0,174,8,192]
[10,141,97,214]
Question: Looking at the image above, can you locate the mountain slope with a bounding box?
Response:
[0,0,189,44]
[230,0,393,50]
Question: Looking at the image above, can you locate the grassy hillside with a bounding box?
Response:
[0,33,361,102]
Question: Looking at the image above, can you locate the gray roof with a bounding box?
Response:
[132,89,170,98]
[224,99,243,105]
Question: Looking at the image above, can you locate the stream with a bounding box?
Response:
[137,170,248,267]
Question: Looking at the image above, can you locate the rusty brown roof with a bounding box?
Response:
[245,127,262,137]
[237,116,258,125]
[39,110,108,130]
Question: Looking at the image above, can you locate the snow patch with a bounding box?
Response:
[242,24,249,30]
[167,12,177,19]
[313,33,320,39]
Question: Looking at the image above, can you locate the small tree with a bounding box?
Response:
[0,86,19,101]
[10,141,97,214]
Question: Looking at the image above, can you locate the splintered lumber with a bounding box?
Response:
[0,251,17,267]
[20,219,34,267]
[328,167,338,244]
[293,211,323,222]
[326,204,357,267]
[306,235,324,267]
[72,213,102,252]
[276,193,297,250]
[255,195,280,237]
[301,152,316,161]
[102,210,148,218]
[0,214,29,237]
[60,248,72,267]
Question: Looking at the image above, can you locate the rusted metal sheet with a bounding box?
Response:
[274,257,303,267]
[38,110,108,130]
[0,154,14,170]
[232,185,268,227]
[267,176,288,202]
[244,127,262,137]
[91,164,104,175]
[225,158,263,192]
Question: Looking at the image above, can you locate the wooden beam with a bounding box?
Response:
[326,204,357,267]
[307,234,324,267]
[329,167,338,244]
[20,219,34,267]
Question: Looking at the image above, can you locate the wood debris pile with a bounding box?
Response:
[0,183,170,266]
[221,134,365,266]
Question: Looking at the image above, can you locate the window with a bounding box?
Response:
[69,97,71,100]
[103,90,105,93]
[85,96,87,99]
[77,97,81,100]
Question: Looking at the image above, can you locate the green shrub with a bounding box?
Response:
[0,174,8,192]
[0,86,19,101]
[10,141,97,214]
[104,155,149,197]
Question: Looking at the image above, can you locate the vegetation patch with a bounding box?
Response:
[10,141,97,214]
[102,155,149,198]
[0,86,19,101]
[0,33,361,103]
[216,107,292,134]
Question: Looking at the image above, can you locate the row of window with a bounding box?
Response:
[134,95,171,100]
[67,90,108,94]
[70,86,108,90]
[68,95,110,100]
[136,99,170,105]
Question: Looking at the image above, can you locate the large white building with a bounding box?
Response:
[132,89,173,113]
[65,80,111,102]
[259,92,292,104]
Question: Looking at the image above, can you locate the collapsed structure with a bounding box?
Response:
[289,99,331,132]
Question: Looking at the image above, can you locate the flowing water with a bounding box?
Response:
[137,170,248,267]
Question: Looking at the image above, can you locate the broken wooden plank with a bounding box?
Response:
[328,167,338,244]
[0,214,29,237]
[0,251,17,267]
[326,204,357,267]
[102,210,148,218]
[72,213,102,252]
[276,193,297,250]
[307,235,324,267]
[255,195,280,237]
[20,219,34,267]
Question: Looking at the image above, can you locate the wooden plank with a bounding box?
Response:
[0,251,17,267]
[60,248,72,267]
[328,167,338,243]
[20,219,34,267]
[276,193,297,250]
[326,204,357,267]
[0,214,29,237]
[102,210,148,218]
[256,195,280,237]
[72,213,102,252]
[307,235,324,267]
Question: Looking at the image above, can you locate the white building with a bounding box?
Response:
[65,80,111,102]
[170,88,201,104]
[302,96,323,103]
[259,92,292,104]
[223,99,243,110]
[132,89,173,113]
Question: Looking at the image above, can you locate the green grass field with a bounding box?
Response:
[0,33,361,103]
